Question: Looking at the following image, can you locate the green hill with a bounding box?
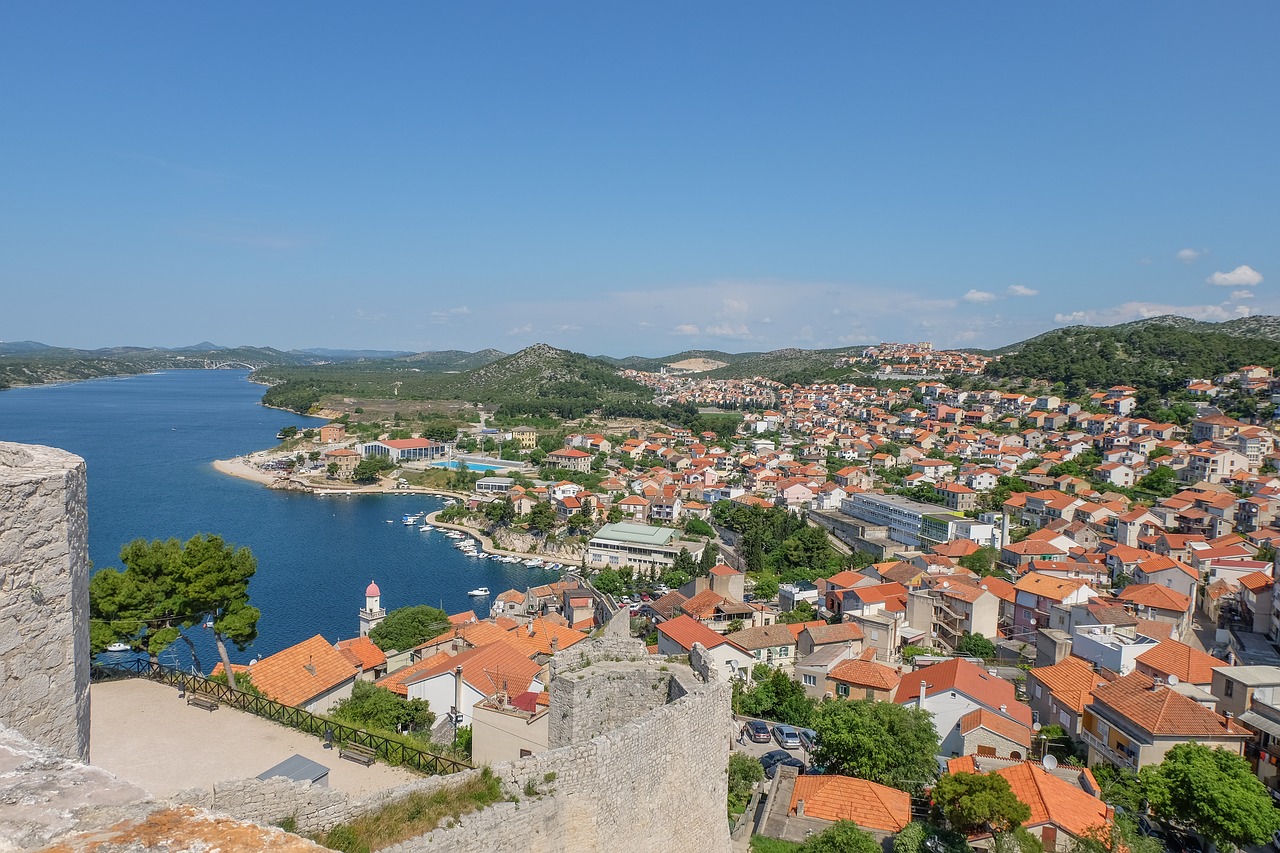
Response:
[257,344,656,417]
[986,319,1280,393]
[595,349,757,372]
[0,344,313,391]
[704,347,862,382]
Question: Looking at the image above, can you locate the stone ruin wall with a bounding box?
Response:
[0,441,90,762]
[173,637,735,853]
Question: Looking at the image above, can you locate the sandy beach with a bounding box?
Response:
[211,456,280,486]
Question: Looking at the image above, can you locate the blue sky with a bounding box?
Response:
[2,3,1276,355]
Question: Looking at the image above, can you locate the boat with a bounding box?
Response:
[524,558,543,567]
[105,642,130,653]
[385,519,395,524]
[467,587,490,596]
[419,524,434,531]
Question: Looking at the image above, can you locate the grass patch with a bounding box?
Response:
[319,767,504,851]
[750,838,805,853]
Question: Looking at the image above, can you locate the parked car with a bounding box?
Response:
[1136,815,1166,842]
[759,749,792,772]
[772,724,802,750]
[797,728,819,753]
[764,756,806,779]
[745,720,771,743]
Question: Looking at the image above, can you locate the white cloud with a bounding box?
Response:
[673,324,700,336]
[449,306,470,315]
[1055,311,1089,324]
[507,324,533,335]
[1175,248,1203,264]
[1231,290,1254,301]
[704,323,753,339]
[963,289,998,304]
[1006,285,1039,297]
[1207,265,1263,287]
[555,324,582,332]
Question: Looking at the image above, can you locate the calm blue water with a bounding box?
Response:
[433,460,509,472]
[0,370,556,670]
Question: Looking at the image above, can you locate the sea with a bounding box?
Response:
[0,369,557,671]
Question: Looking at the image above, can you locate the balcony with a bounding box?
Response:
[1080,729,1138,770]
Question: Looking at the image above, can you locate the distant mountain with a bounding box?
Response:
[395,349,508,370]
[704,347,862,382]
[170,341,229,352]
[0,340,56,354]
[596,349,756,372]
[986,315,1280,392]
[295,347,417,360]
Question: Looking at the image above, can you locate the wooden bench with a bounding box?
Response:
[339,743,378,766]
[186,693,219,711]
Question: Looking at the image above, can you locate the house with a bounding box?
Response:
[586,522,706,575]
[896,657,1033,757]
[905,583,999,654]
[1081,671,1251,770]
[826,657,902,702]
[546,447,592,473]
[1013,573,1097,641]
[401,639,543,727]
[654,615,753,681]
[1114,584,1193,639]
[944,758,1111,852]
[334,635,388,681]
[958,708,1033,760]
[322,447,360,478]
[1027,656,1107,736]
[795,622,864,658]
[759,768,911,845]
[511,426,538,449]
[1133,638,1221,687]
[240,634,359,714]
[724,623,799,670]
[470,688,550,764]
[794,642,864,700]
[319,423,347,443]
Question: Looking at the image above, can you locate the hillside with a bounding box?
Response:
[0,344,315,391]
[597,349,757,372]
[395,349,507,370]
[704,347,861,382]
[257,344,655,417]
[985,321,1280,393]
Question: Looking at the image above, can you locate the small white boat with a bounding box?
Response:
[385,519,395,524]
[468,587,490,596]
[524,558,543,567]
[419,524,434,531]
[106,642,130,653]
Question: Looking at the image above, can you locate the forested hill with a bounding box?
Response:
[0,344,313,391]
[256,343,658,417]
[985,323,1280,393]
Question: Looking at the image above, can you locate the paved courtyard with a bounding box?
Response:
[90,678,418,798]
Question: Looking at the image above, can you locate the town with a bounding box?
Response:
[179,342,1280,852]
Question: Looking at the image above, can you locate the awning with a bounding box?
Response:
[1238,710,1280,739]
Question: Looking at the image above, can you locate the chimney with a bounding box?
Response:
[1000,704,1007,714]
[796,800,805,817]
[454,665,464,725]
[919,680,928,709]
[1224,711,1234,729]
[551,636,560,653]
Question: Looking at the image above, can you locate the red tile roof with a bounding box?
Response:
[334,636,387,672]
[1135,639,1221,685]
[248,634,358,707]
[656,614,734,652]
[897,658,1032,726]
[788,775,911,832]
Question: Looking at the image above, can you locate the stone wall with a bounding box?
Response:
[172,635,735,853]
[0,441,90,762]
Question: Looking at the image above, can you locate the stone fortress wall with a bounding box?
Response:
[0,439,734,853]
[175,634,735,853]
[0,441,90,763]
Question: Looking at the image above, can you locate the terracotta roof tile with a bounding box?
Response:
[403,639,542,697]
[333,636,387,672]
[376,651,453,697]
[828,659,901,693]
[994,762,1110,837]
[1089,674,1249,737]
[789,776,911,832]
[1029,657,1106,715]
[1135,639,1221,685]
[249,634,358,707]
[960,708,1032,747]
[504,617,589,656]
[656,614,733,653]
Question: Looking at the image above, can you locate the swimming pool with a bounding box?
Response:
[431,460,511,472]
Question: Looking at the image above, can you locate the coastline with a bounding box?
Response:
[210,456,279,486]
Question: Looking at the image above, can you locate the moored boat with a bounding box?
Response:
[467,587,490,596]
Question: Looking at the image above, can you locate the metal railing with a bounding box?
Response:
[1079,728,1137,770]
[91,659,471,776]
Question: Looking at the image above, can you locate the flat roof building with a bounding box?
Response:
[587,522,705,575]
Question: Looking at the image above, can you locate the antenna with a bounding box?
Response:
[1042,754,1058,771]
[1166,674,1180,686]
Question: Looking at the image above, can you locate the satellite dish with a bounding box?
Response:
[1033,722,1042,732]
[1043,754,1059,771]
[1167,674,1179,686]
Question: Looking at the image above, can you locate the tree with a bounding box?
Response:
[933,771,1030,835]
[1067,819,1162,853]
[802,821,880,853]
[684,517,715,538]
[698,542,720,575]
[593,569,625,597]
[527,501,557,535]
[733,667,816,728]
[958,546,998,576]
[778,599,817,624]
[810,699,939,792]
[89,534,261,690]
[326,461,340,476]
[367,605,451,653]
[727,752,764,816]
[752,573,779,602]
[672,548,698,577]
[1142,742,1280,851]
[956,633,997,659]
[329,680,435,734]
[353,457,391,483]
[278,425,298,439]
[421,422,458,442]
[607,505,623,523]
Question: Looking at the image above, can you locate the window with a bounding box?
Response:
[1034,684,1042,699]
[837,683,850,698]
[1225,680,1235,697]
[803,674,816,686]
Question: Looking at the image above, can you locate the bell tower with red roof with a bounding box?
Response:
[359,580,386,637]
